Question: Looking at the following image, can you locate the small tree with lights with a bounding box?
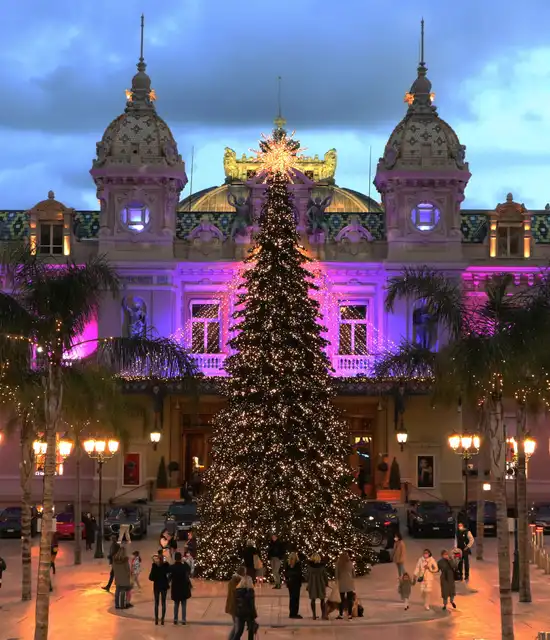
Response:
[197,126,371,579]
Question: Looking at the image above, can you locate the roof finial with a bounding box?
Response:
[125,14,155,112]
[420,17,425,67]
[273,76,287,129]
[140,14,145,63]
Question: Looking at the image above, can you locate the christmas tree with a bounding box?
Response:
[197,126,370,579]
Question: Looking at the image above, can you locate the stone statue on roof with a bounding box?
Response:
[307,191,333,239]
[227,191,252,239]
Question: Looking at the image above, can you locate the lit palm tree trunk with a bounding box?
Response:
[20,415,34,601]
[487,396,514,640]
[74,431,82,566]
[516,401,531,603]
[34,366,63,640]
[476,409,488,561]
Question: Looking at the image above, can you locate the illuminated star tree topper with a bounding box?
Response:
[250,126,306,182]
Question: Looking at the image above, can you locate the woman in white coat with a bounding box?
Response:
[413,548,439,611]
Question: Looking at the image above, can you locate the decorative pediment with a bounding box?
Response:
[494,193,529,221]
[27,190,74,221]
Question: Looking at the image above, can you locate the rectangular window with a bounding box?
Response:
[39,223,63,255]
[190,301,221,354]
[497,225,523,258]
[338,303,368,355]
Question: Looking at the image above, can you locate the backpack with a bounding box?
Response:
[0,557,6,573]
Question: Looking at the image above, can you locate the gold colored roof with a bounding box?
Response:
[223,146,337,182]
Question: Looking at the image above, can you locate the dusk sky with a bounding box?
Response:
[1,0,549,211]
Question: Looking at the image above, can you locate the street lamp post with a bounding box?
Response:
[150,430,161,451]
[83,437,119,559]
[448,430,481,509]
[508,435,536,592]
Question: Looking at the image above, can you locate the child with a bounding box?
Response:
[131,550,142,590]
[398,572,412,610]
[451,547,463,581]
[184,551,195,577]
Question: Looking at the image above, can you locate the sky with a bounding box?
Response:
[1,0,550,211]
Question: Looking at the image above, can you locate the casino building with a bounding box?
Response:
[1,34,549,508]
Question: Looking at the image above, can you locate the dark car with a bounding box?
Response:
[466,500,497,536]
[529,503,550,534]
[103,505,147,540]
[407,501,455,538]
[353,501,400,547]
[163,501,200,540]
[0,506,38,538]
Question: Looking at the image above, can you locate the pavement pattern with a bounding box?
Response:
[1,530,550,639]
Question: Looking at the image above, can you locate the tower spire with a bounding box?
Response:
[273,76,287,129]
[125,14,156,111]
[404,18,436,114]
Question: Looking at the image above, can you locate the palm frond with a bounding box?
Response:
[373,341,436,379]
[384,266,465,338]
[96,336,199,380]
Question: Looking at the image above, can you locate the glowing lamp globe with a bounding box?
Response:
[83,438,96,454]
[524,436,536,458]
[448,432,460,451]
[58,434,73,459]
[150,431,161,444]
[461,434,473,450]
[95,440,106,454]
[472,435,481,451]
[483,482,491,491]
[108,439,120,454]
[33,439,47,456]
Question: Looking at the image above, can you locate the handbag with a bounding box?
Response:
[416,573,424,583]
[327,583,341,604]
[253,554,263,570]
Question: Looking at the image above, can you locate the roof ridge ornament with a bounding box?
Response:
[125,14,156,113]
[404,18,437,116]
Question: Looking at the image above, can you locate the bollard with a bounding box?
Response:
[546,552,550,575]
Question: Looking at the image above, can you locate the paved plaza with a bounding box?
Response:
[1,531,550,639]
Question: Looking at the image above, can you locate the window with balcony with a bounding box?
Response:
[191,301,221,354]
[39,223,63,255]
[338,304,368,355]
[497,224,523,258]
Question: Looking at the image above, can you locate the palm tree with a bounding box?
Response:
[0,250,197,640]
[0,375,41,601]
[379,267,550,640]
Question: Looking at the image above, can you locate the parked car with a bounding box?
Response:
[163,501,200,540]
[407,501,455,538]
[55,512,85,540]
[353,500,400,546]
[103,505,148,540]
[466,500,497,536]
[0,506,38,538]
[529,503,550,534]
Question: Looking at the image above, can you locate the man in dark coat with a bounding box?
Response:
[170,552,192,625]
[267,534,285,589]
[83,513,96,551]
[102,537,120,592]
[456,522,474,580]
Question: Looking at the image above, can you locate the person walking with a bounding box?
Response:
[0,554,6,590]
[267,534,285,589]
[393,532,406,577]
[149,552,171,625]
[170,551,192,625]
[284,552,303,619]
[243,540,258,583]
[130,550,142,590]
[413,548,439,611]
[102,536,120,592]
[437,550,457,610]
[234,575,258,640]
[83,513,96,551]
[398,572,412,610]
[49,531,59,592]
[335,551,355,620]
[112,546,133,609]
[306,553,328,620]
[456,522,474,581]
[226,566,246,640]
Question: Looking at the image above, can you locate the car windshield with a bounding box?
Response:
[2,507,21,516]
[106,508,137,519]
[418,503,450,514]
[56,513,74,523]
[168,504,197,517]
[368,502,394,512]
[536,505,550,516]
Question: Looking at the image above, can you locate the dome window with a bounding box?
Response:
[121,205,150,233]
[411,202,440,232]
